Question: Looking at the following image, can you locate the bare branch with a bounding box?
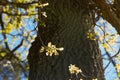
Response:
[0,6,10,51]
[11,39,24,53]
[111,48,120,58]
[93,0,120,34]
[19,62,28,77]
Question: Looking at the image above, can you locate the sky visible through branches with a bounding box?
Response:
[0,0,120,80]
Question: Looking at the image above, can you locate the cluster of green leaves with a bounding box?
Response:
[0,0,40,79]
[0,0,51,79]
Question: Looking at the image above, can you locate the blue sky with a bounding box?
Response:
[0,0,120,79]
[95,18,120,80]
[1,14,119,80]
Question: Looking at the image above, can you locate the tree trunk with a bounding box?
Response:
[28,0,105,80]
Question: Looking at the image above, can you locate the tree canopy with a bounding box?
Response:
[0,0,120,80]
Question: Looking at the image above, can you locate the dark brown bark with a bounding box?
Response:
[93,0,120,34]
[28,0,104,80]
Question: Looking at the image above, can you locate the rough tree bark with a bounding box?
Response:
[28,0,104,80]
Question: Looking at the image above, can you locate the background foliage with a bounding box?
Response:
[0,0,120,80]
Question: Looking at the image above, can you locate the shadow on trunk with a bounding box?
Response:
[28,0,105,80]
